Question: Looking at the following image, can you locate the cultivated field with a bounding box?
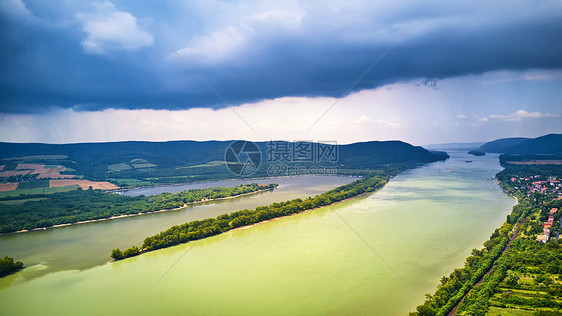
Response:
[49,180,119,190]
[0,183,19,191]
[0,170,32,177]
[1,163,76,179]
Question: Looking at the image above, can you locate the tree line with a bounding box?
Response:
[411,165,561,315]
[0,256,23,277]
[0,183,277,233]
[410,172,535,315]
[111,176,386,260]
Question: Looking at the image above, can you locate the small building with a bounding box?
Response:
[537,234,548,243]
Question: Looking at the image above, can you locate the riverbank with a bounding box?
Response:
[410,165,543,315]
[0,187,276,236]
[113,176,387,260]
[115,174,358,195]
[232,191,371,232]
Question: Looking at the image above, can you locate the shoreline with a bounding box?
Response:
[112,174,355,195]
[494,178,519,202]
[110,188,376,263]
[230,191,372,232]
[0,188,275,236]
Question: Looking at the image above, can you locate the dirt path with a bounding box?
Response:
[448,216,529,316]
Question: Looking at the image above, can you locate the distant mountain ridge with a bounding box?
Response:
[501,134,562,155]
[0,140,448,180]
[424,142,485,150]
[478,137,531,153]
[338,141,449,168]
[477,134,562,165]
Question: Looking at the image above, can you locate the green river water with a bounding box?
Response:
[0,152,516,315]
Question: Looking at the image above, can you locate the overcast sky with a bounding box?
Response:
[0,0,561,145]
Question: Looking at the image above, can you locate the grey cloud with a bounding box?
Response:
[0,0,561,113]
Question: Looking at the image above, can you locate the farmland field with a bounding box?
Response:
[0,163,73,180]
[49,179,118,190]
[15,180,49,190]
[16,164,46,170]
[0,198,48,205]
[0,185,79,198]
[486,307,534,316]
[108,163,132,172]
[0,183,18,191]
[0,170,31,177]
[132,163,157,168]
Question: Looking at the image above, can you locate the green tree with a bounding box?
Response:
[111,249,124,260]
[0,256,24,277]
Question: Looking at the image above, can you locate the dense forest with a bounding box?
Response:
[111,176,387,260]
[0,256,23,277]
[497,164,562,181]
[0,183,277,233]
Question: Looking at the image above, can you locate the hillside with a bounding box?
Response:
[478,137,530,153]
[502,133,562,155]
[0,140,448,186]
[497,134,562,165]
[338,141,448,168]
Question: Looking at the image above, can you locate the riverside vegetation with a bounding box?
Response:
[411,164,562,316]
[111,176,387,260]
[0,256,23,277]
[0,183,277,234]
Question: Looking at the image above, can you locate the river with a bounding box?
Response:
[0,152,516,315]
[0,175,353,280]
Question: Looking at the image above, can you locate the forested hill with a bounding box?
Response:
[501,133,562,155]
[338,141,448,167]
[478,134,562,155]
[478,137,530,153]
[497,134,562,164]
[0,140,447,166]
[0,140,448,182]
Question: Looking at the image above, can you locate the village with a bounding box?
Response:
[511,175,562,200]
[508,175,562,243]
[510,175,562,197]
[536,207,559,243]
[510,175,562,243]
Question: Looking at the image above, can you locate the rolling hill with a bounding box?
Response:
[501,134,562,155]
[478,137,530,153]
[0,140,448,183]
[495,134,562,165]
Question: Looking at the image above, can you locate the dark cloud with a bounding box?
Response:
[0,0,561,113]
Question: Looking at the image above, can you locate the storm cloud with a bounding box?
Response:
[1,0,561,113]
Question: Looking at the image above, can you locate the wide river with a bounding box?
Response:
[0,152,516,315]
